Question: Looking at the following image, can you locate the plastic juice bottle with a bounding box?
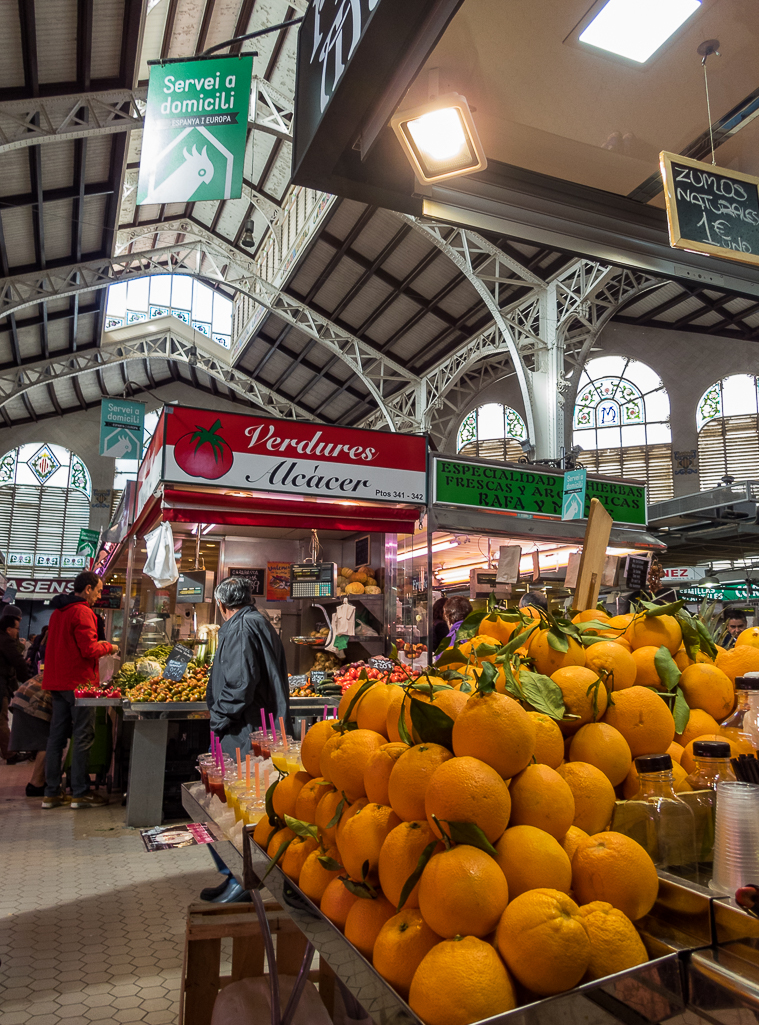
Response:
[684,739,736,863]
[627,754,698,877]
[722,676,759,754]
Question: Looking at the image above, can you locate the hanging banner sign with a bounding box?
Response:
[562,467,587,521]
[137,55,254,206]
[161,407,427,504]
[660,151,759,268]
[76,528,100,562]
[100,398,145,461]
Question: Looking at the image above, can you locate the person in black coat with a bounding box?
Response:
[0,614,32,763]
[206,576,290,757]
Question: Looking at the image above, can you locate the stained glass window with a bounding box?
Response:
[696,375,759,431]
[697,376,759,488]
[572,357,673,503]
[0,444,92,578]
[456,403,527,462]
[105,274,233,349]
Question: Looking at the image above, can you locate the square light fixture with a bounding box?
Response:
[391,93,487,185]
[579,0,701,63]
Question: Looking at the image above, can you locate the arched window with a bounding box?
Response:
[0,444,92,576]
[457,403,527,462]
[105,274,233,349]
[697,375,759,489]
[573,356,673,503]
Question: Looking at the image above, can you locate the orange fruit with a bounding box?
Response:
[452,690,536,778]
[320,729,386,801]
[496,888,590,995]
[675,708,722,747]
[667,740,685,764]
[551,666,607,736]
[344,895,396,959]
[336,797,369,851]
[253,816,278,850]
[478,613,520,645]
[409,936,516,1025]
[607,612,635,633]
[386,688,434,744]
[573,609,610,624]
[432,687,469,721]
[418,845,509,938]
[272,770,312,819]
[339,803,401,881]
[494,825,572,898]
[529,629,586,676]
[572,831,658,920]
[301,719,339,777]
[281,836,319,882]
[424,755,512,843]
[299,846,342,904]
[679,663,735,720]
[560,825,589,864]
[601,685,675,756]
[508,763,575,839]
[580,901,648,979]
[267,826,296,857]
[584,641,637,691]
[379,820,442,909]
[363,743,408,805]
[373,909,441,999]
[356,683,398,736]
[458,634,500,664]
[717,644,759,684]
[315,789,345,846]
[673,646,713,671]
[569,722,632,787]
[528,711,565,768]
[320,877,360,931]
[631,646,664,689]
[388,743,453,821]
[294,776,335,823]
[338,680,366,721]
[737,626,759,648]
[628,614,682,655]
[557,762,616,834]
[680,734,741,774]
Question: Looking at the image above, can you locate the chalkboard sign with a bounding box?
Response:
[94,585,123,610]
[163,643,195,682]
[228,567,264,596]
[625,556,650,591]
[369,656,394,672]
[661,151,759,268]
[310,670,327,686]
[355,535,370,568]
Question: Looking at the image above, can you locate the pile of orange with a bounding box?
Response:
[253,613,670,1025]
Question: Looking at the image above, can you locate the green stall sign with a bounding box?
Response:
[434,458,647,526]
[137,55,253,206]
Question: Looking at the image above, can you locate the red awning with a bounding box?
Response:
[160,488,421,534]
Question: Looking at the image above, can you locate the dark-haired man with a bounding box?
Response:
[42,571,118,809]
[723,610,749,650]
[206,576,289,757]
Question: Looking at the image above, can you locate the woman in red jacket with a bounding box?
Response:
[42,571,118,809]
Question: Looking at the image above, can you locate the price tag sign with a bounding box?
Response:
[163,643,195,682]
[310,670,327,686]
[369,656,394,672]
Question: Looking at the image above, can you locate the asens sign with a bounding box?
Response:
[435,457,646,526]
[137,55,253,206]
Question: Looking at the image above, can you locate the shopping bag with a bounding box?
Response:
[142,521,179,588]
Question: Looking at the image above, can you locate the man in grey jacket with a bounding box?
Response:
[206,576,290,756]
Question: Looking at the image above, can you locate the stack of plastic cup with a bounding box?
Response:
[712,780,759,900]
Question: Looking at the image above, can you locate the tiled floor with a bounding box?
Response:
[0,761,224,1025]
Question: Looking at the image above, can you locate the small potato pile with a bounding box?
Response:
[253,618,676,1025]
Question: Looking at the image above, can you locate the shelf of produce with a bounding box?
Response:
[75,698,123,707]
[124,701,209,721]
[181,782,692,1025]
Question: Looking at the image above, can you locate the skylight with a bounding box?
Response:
[579,0,701,63]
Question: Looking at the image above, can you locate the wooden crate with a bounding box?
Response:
[178,900,335,1025]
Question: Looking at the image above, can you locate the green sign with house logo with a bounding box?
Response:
[137,55,253,206]
[99,399,145,461]
[77,528,100,562]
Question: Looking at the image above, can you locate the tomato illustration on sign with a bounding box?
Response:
[174,419,233,480]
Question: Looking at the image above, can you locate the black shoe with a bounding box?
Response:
[5,754,22,765]
[200,875,234,901]
[25,783,45,797]
[212,879,251,903]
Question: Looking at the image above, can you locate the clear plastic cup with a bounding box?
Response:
[712,781,759,899]
[207,767,227,803]
[239,795,266,825]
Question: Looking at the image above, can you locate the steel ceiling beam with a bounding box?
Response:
[0,322,319,421]
[0,77,294,154]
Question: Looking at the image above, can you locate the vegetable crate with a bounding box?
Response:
[179,899,336,1025]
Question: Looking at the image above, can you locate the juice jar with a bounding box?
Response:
[721,676,759,754]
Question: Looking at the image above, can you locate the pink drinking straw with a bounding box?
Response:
[260,707,268,739]
[269,712,276,740]
[323,705,327,720]
[255,762,260,799]
[280,717,288,751]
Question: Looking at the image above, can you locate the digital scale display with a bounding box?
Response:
[290,562,337,599]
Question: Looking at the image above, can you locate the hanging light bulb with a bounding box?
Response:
[698,564,720,588]
[240,219,256,248]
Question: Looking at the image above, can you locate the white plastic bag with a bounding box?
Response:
[142,521,179,588]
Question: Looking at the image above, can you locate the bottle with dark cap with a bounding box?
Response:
[721,675,759,754]
[684,740,735,864]
[629,753,698,878]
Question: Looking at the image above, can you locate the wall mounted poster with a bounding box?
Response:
[266,562,291,601]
